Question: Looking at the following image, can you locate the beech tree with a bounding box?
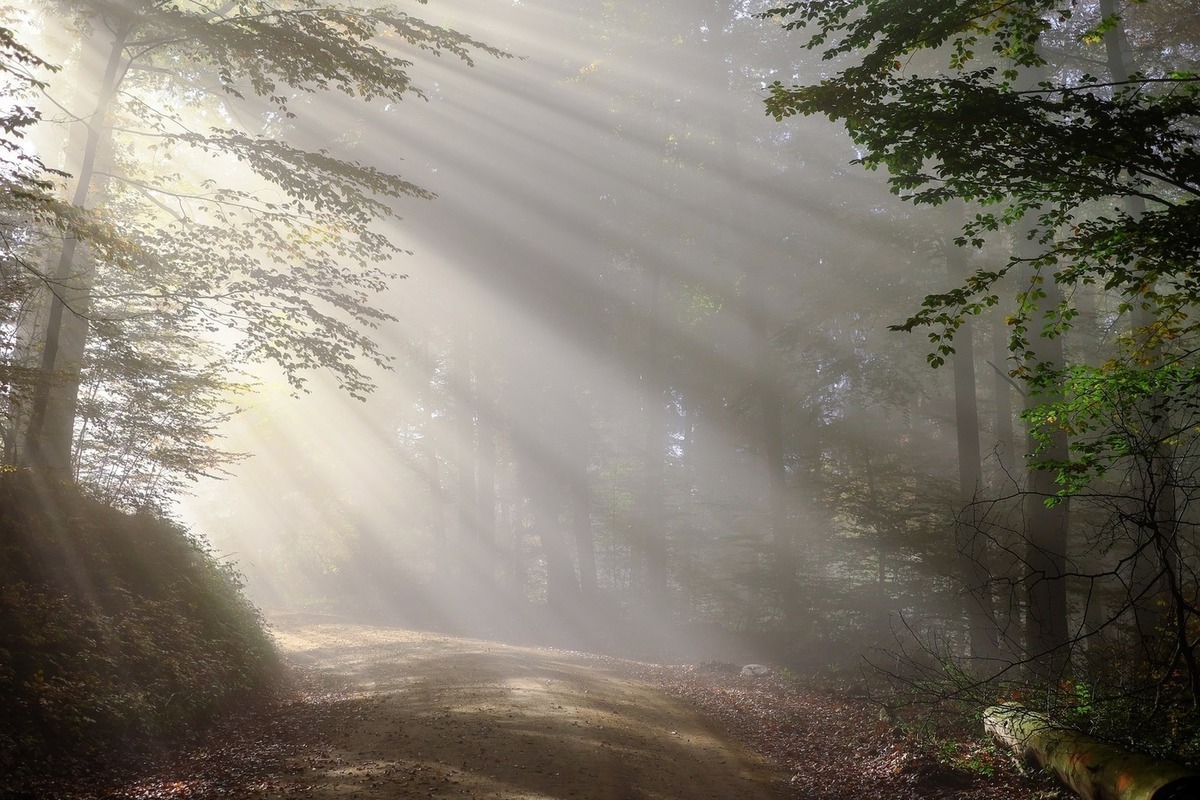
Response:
[762,0,1200,710]
[8,0,503,497]
[0,25,70,463]
[0,26,54,195]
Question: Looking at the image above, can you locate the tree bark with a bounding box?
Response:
[990,309,1017,481]
[509,359,579,609]
[1013,220,1070,676]
[419,336,450,578]
[570,443,597,600]
[752,231,794,624]
[1099,0,1182,677]
[985,703,1200,800]
[24,18,130,474]
[724,117,795,624]
[1021,287,1071,678]
[474,344,498,584]
[635,255,669,606]
[454,321,477,583]
[947,209,1000,665]
[858,444,891,635]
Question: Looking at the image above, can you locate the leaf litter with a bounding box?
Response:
[39,628,1059,800]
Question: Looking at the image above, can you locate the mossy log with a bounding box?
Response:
[984,702,1200,800]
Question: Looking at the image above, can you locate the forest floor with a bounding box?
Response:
[57,612,1057,800]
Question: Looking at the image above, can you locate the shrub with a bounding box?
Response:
[0,471,279,782]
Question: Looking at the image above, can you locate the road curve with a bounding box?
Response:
[271,615,790,800]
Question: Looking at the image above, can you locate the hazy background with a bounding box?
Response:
[168,0,973,664]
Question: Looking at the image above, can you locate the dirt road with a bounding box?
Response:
[270,615,789,800]
[57,614,1047,800]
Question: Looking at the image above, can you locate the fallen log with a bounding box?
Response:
[984,702,1200,800]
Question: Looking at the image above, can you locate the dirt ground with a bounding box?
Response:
[267,614,790,799]
[55,613,1049,800]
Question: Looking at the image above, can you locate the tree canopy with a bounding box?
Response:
[763,0,1200,375]
[1,0,504,508]
[761,0,1200,719]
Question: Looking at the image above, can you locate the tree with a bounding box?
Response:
[0,25,60,461]
[761,0,1200,387]
[0,25,56,196]
[12,0,504,493]
[762,0,1200,711]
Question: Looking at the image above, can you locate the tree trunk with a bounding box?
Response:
[751,234,793,625]
[724,117,795,624]
[426,425,449,578]
[636,257,669,606]
[858,443,891,636]
[1015,232,1070,677]
[1021,296,1070,678]
[24,18,130,474]
[509,362,579,610]
[571,453,596,600]
[991,309,1017,482]
[419,336,449,578]
[947,211,1000,665]
[567,395,597,600]
[985,703,1200,800]
[454,321,477,583]
[474,351,498,585]
[1100,0,1182,678]
[505,496,525,598]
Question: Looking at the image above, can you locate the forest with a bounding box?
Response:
[2,0,1199,797]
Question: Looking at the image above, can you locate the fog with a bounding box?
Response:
[155,0,965,668]
[8,4,1200,792]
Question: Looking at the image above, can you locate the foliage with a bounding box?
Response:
[761,0,1200,753]
[0,471,279,787]
[0,0,508,506]
[73,314,251,514]
[761,0,1200,378]
[0,23,57,193]
[1025,359,1200,501]
[48,0,507,397]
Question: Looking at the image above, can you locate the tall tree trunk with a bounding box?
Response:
[1100,0,1181,675]
[426,425,449,578]
[723,118,795,624]
[991,310,1017,482]
[474,344,498,587]
[636,258,669,607]
[504,491,525,598]
[531,477,576,608]
[749,218,793,625]
[858,443,890,636]
[947,212,1001,665]
[24,19,130,474]
[561,385,597,601]
[571,436,597,600]
[420,337,450,579]
[1019,252,1071,678]
[1000,52,1071,678]
[507,346,579,610]
[454,321,477,584]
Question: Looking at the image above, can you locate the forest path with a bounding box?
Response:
[268,614,790,800]
[62,613,1046,800]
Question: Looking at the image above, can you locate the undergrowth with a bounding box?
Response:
[0,470,279,791]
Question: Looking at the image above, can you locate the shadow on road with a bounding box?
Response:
[270,616,790,799]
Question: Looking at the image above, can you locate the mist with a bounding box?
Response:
[7,0,1200,796]
[164,0,962,668]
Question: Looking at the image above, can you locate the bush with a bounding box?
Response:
[0,470,279,784]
